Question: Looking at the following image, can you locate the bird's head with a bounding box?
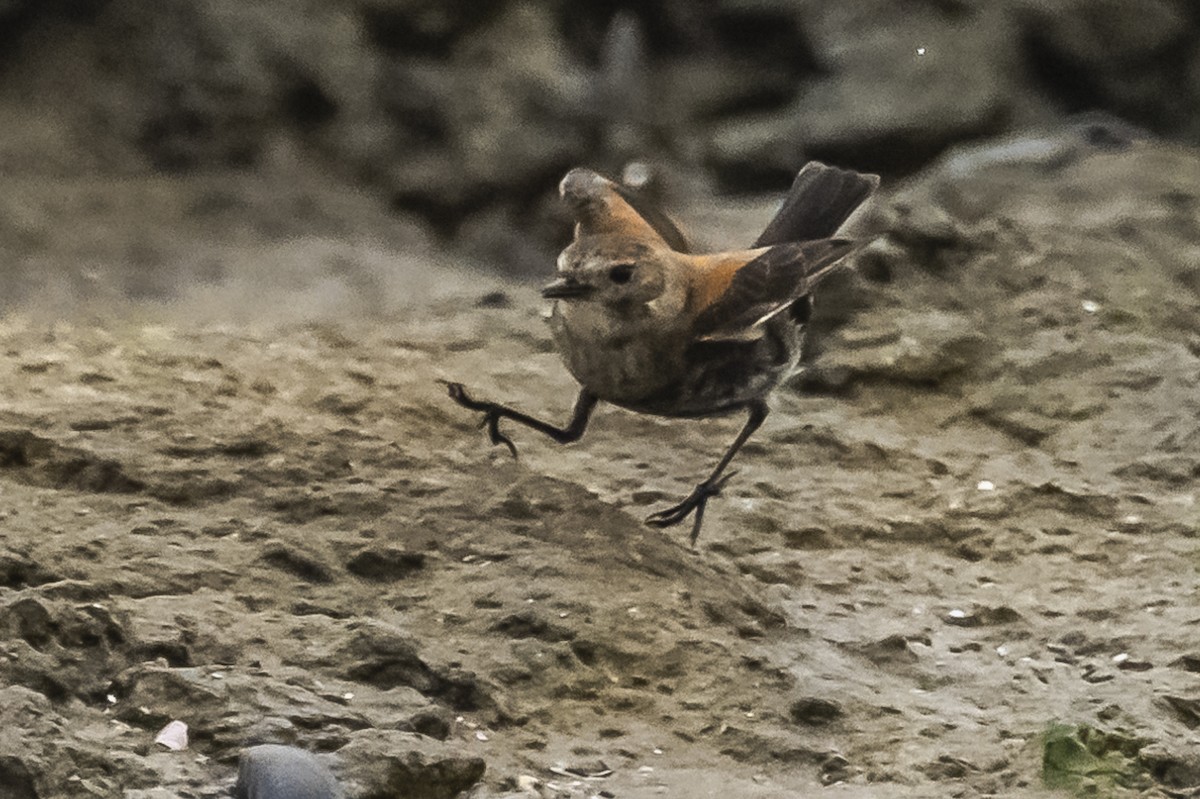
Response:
[543,237,676,311]
[558,167,675,246]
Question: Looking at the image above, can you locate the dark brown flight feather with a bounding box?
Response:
[754,161,880,248]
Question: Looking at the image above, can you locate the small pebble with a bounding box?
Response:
[154,720,188,751]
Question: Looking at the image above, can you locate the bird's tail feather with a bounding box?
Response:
[753,162,880,247]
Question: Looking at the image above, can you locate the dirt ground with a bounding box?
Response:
[1,131,1199,799]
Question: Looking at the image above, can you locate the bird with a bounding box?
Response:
[445,161,880,545]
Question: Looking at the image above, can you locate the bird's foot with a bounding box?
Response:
[645,471,738,547]
[440,380,518,458]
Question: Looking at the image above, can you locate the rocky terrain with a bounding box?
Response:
[2,127,1200,797]
[2,1,1200,797]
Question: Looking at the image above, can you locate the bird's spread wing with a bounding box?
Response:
[754,162,880,247]
[691,239,855,341]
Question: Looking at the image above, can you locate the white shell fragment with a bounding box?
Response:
[154,720,189,751]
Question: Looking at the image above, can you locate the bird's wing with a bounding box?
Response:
[691,239,855,341]
[754,162,880,247]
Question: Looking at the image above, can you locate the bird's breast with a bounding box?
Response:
[547,303,688,405]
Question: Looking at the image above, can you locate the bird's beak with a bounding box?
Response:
[541,276,594,300]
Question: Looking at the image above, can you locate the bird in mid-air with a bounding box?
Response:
[446,161,880,545]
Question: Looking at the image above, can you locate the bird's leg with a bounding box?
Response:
[646,400,768,546]
[442,381,598,458]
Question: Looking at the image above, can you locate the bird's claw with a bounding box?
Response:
[645,471,738,547]
[441,380,519,458]
[484,413,518,459]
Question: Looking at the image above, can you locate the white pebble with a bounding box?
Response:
[976,480,995,491]
[154,720,189,751]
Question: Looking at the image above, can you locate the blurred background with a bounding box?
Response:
[2,0,1199,316]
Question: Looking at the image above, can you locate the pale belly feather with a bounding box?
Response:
[547,303,687,406]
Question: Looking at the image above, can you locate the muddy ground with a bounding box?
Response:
[2,132,1200,799]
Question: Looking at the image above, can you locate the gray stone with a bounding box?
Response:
[235,745,342,799]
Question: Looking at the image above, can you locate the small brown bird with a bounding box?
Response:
[446,161,879,545]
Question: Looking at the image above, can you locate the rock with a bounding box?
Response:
[0,685,75,798]
[817,310,988,388]
[1160,695,1200,729]
[0,592,131,702]
[1014,0,1196,130]
[0,430,144,493]
[710,2,1017,178]
[789,697,843,726]
[336,730,485,799]
[258,541,337,584]
[0,549,58,589]
[1136,742,1200,790]
[847,634,918,667]
[341,622,438,693]
[235,744,342,799]
[489,610,575,643]
[715,725,827,766]
[382,3,589,226]
[943,605,1023,628]
[113,663,228,730]
[396,709,454,741]
[0,755,38,799]
[337,620,493,714]
[345,546,426,581]
[919,755,976,780]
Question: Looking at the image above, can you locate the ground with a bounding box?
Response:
[1,132,1199,799]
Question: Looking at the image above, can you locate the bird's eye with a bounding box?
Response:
[608,264,635,284]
